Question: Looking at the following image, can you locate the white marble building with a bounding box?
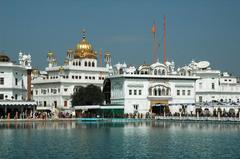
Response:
[0,52,36,118]
[175,60,240,116]
[0,52,32,101]
[32,32,113,111]
[178,60,240,103]
[107,60,198,115]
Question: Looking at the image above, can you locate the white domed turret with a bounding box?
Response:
[123,62,127,68]
[19,51,23,65]
[104,51,111,68]
[150,61,167,75]
[126,66,136,74]
[165,60,175,73]
[67,49,74,61]
[115,63,121,70]
[18,51,32,69]
[47,51,57,68]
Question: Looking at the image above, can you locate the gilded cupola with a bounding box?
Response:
[47,51,54,58]
[74,30,97,59]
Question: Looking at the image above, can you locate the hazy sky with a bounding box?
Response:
[0,0,240,74]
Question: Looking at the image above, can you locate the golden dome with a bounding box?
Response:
[32,69,39,76]
[104,51,111,57]
[47,51,54,57]
[0,53,10,62]
[59,66,64,73]
[74,31,97,59]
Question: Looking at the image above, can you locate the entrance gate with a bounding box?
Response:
[150,100,170,115]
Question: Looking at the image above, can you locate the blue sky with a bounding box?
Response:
[0,0,240,74]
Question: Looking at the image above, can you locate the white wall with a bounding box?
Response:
[196,76,240,103]
[0,64,27,100]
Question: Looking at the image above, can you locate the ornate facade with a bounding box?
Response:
[107,60,198,115]
[32,31,113,111]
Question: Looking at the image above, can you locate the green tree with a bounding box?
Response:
[71,84,104,106]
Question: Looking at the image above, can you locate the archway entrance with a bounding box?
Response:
[152,105,170,116]
[150,100,169,116]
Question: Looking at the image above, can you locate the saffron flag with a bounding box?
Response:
[152,22,156,33]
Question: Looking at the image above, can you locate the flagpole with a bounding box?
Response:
[152,21,156,63]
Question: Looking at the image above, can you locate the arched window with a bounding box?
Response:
[73,62,75,66]
[154,69,157,75]
[166,88,169,96]
[88,61,91,67]
[92,62,95,67]
[79,61,81,66]
[145,71,148,74]
[119,68,123,74]
[158,69,161,75]
[162,88,166,96]
[85,61,87,66]
[183,71,186,76]
[162,70,166,75]
[154,88,157,96]
[158,88,161,96]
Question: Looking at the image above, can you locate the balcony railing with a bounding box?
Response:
[147,95,172,100]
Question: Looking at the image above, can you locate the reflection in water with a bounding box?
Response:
[0,120,240,132]
[0,121,77,129]
[0,120,240,159]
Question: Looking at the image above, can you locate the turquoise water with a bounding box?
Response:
[0,121,240,159]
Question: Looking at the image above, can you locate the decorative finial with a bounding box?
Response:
[82,29,86,39]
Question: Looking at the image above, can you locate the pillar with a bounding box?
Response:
[163,107,166,118]
[20,106,23,119]
[27,69,32,101]
[33,105,36,119]
[4,106,7,118]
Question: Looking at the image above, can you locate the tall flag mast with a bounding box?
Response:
[152,21,157,63]
[99,48,103,67]
[99,48,103,78]
[163,16,167,64]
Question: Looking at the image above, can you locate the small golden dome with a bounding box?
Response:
[32,69,39,75]
[59,66,64,73]
[0,53,10,62]
[64,59,69,65]
[104,51,111,57]
[48,51,54,57]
